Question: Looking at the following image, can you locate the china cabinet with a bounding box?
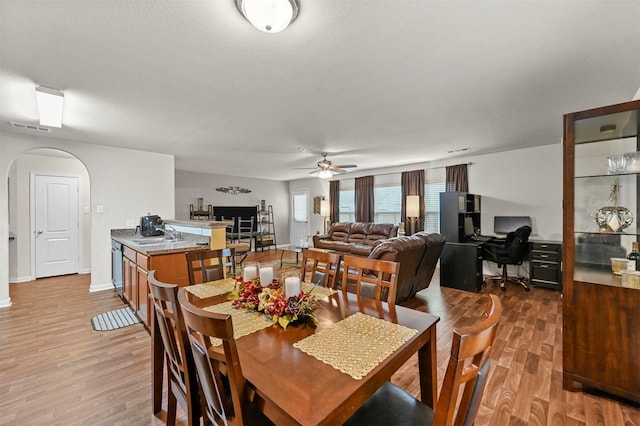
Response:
[563,99,640,403]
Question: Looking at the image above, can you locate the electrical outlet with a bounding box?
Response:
[126,219,136,227]
[96,205,104,214]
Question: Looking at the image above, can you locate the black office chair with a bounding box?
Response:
[483,225,532,291]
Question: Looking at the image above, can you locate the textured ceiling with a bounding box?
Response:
[1,1,639,181]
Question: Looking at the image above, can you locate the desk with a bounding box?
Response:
[153,285,440,425]
[440,239,562,292]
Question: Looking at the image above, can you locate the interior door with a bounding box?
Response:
[34,174,80,278]
[291,189,310,247]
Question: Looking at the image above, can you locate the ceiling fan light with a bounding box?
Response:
[236,0,298,33]
[318,170,333,179]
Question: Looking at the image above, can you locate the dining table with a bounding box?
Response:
[152,278,440,426]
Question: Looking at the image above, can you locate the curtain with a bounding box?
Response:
[401,169,425,234]
[355,175,374,222]
[446,164,469,192]
[329,180,340,225]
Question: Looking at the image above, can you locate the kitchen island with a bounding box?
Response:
[111,219,232,327]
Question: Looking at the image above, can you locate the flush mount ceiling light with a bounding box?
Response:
[35,85,64,128]
[236,0,299,33]
[600,124,617,133]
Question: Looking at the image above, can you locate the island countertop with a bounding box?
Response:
[111,229,210,255]
[164,219,232,229]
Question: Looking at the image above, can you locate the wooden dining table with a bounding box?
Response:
[152,281,440,426]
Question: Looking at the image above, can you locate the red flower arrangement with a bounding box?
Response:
[228,276,318,329]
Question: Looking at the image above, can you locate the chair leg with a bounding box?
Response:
[500,264,508,291]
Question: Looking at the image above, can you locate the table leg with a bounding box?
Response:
[152,310,164,415]
[280,249,285,267]
[418,325,438,408]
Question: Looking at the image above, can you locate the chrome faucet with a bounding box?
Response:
[155,224,180,241]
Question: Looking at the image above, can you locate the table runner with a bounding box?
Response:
[185,277,237,299]
[293,312,418,380]
[203,301,273,346]
[301,282,336,299]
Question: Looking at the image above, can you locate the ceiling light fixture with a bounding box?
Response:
[600,124,617,133]
[318,170,333,179]
[236,0,299,33]
[35,85,64,128]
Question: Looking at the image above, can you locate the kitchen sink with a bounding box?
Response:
[131,237,186,246]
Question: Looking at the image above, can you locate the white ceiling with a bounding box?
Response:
[1,0,639,181]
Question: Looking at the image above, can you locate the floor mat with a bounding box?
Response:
[91,306,141,331]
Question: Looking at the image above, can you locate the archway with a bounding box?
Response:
[8,148,91,284]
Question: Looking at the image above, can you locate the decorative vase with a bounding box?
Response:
[594,206,633,232]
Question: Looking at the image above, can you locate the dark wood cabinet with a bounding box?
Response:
[563,99,640,404]
[529,241,562,290]
[439,192,481,243]
[440,242,484,292]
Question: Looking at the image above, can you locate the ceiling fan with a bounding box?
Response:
[295,152,357,178]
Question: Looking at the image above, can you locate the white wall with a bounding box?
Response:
[0,130,175,307]
[175,170,290,245]
[324,143,563,241]
[9,152,91,281]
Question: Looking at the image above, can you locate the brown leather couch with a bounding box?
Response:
[312,222,399,256]
[339,232,446,303]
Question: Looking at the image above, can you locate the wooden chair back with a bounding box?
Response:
[340,254,400,305]
[434,294,503,426]
[186,248,235,285]
[300,249,341,289]
[147,271,200,426]
[177,288,265,426]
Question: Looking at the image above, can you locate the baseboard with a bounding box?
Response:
[90,282,115,293]
[0,297,12,308]
[79,268,91,274]
[9,275,34,283]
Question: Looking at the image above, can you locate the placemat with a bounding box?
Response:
[293,312,418,380]
[203,301,272,346]
[185,277,237,299]
[301,282,336,299]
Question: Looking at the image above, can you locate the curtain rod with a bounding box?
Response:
[333,162,473,179]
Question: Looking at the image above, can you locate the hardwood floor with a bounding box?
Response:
[1,249,638,425]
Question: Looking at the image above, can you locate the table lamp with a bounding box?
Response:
[320,199,330,234]
[406,195,420,235]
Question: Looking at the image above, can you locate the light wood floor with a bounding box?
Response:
[1,249,638,425]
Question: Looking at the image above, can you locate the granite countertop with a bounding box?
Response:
[164,219,232,229]
[111,229,210,255]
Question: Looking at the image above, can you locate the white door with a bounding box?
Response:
[34,175,80,278]
[291,189,310,248]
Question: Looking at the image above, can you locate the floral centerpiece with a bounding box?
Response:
[228,276,318,329]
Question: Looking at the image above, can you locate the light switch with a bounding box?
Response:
[96,205,104,213]
[83,206,90,214]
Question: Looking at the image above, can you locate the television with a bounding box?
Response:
[494,216,532,235]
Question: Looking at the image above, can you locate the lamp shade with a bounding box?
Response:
[406,195,420,218]
[320,200,330,217]
[236,0,299,33]
[318,170,332,179]
[36,85,64,128]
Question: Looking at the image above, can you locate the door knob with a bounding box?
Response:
[36,230,43,235]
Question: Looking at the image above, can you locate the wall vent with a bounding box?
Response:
[10,121,52,132]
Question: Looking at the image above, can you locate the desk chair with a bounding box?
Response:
[344,294,502,426]
[148,271,201,426]
[186,248,235,285]
[482,225,532,291]
[177,289,273,426]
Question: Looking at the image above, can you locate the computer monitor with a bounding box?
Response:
[464,216,475,238]
[494,216,532,234]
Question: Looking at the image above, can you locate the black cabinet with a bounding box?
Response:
[529,241,562,290]
[440,242,484,292]
[439,192,481,243]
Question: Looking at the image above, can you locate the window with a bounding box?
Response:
[424,181,446,233]
[374,185,401,224]
[338,189,354,222]
[293,192,307,222]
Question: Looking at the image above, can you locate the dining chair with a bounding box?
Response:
[177,288,274,426]
[340,254,400,305]
[344,294,503,426]
[186,248,235,285]
[300,249,342,289]
[147,271,201,426]
[236,216,255,249]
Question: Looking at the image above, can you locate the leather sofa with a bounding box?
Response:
[312,222,399,256]
[340,232,446,304]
